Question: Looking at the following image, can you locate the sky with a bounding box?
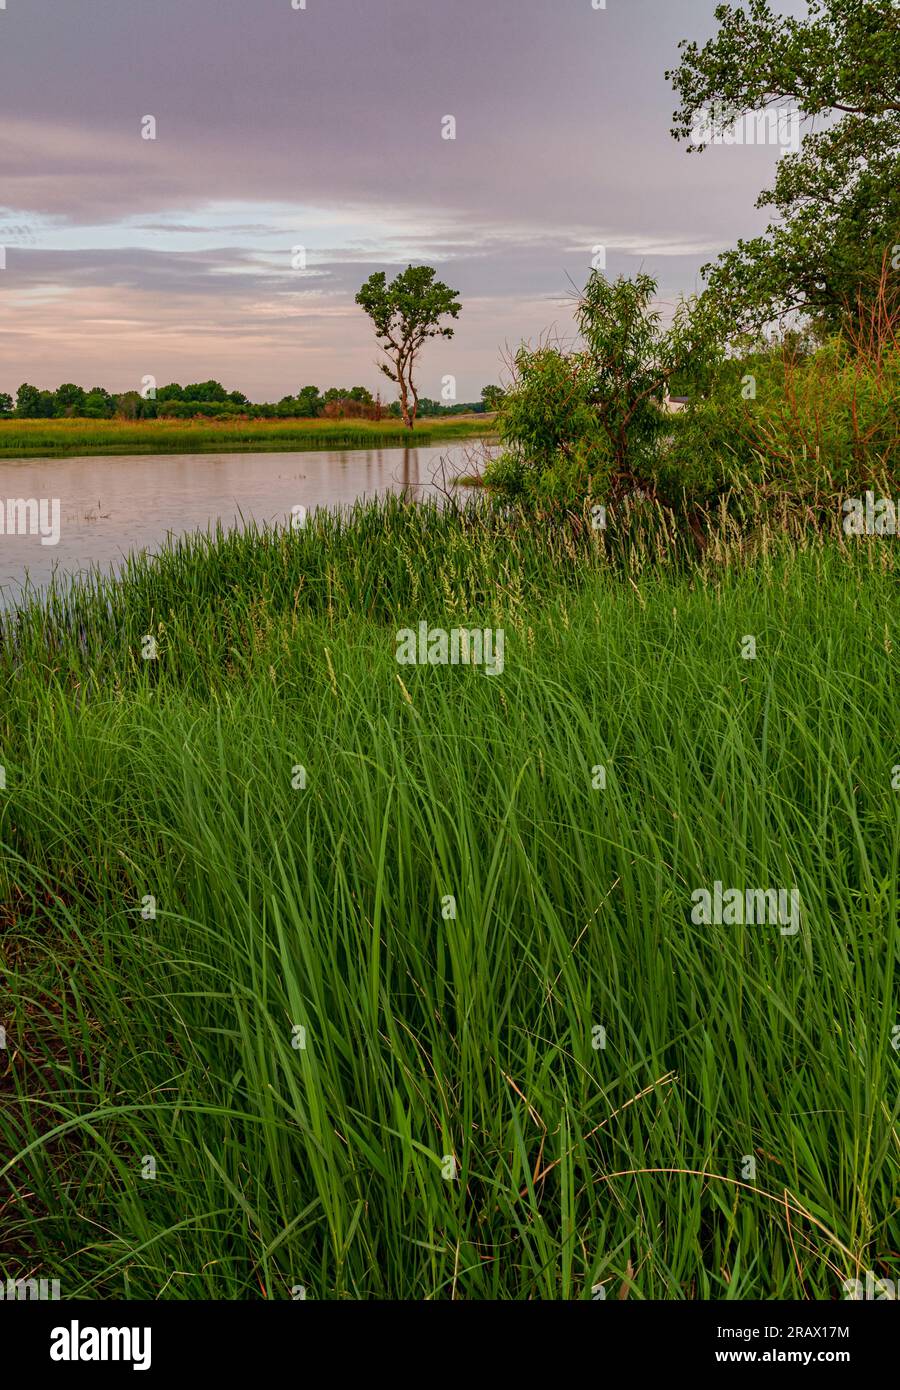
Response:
[0,0,806,403]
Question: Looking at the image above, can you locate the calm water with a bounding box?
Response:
[0,442,486,606]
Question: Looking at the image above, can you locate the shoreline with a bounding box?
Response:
[0,416,496,461]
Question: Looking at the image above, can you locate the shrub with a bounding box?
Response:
[661,330,900,512]
[485,274,722,512]
[483,344,610,508]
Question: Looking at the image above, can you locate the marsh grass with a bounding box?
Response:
[0,416,493,459]
[0,496,897,1298]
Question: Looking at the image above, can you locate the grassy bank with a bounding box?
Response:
[0,415,495,459]
[0,498,897,1299]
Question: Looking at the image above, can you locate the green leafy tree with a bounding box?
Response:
[183,380,229,403]
[295,385,323,417]
[0,392,14,415]
[321,386,375,406]
[355,266,461,428]
[15,383,42,417]
[497,346,596,472]
[481,384,505,412]
[55,382,87,415]
[487,273,723,506]
[83,388,115,418]
[114,390,147,420]
[485,344,602,510]
[577,271,719,474]
[156,383,185,402]
[668,0,900,332]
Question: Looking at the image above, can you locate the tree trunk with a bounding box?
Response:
[398,369,412,428]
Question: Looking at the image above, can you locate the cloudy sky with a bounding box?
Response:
[0,0,803,402]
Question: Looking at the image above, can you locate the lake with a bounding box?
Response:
[0,442,487,607]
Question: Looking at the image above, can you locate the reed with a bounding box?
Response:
[0,497,896,1299]
[0,416,494,459]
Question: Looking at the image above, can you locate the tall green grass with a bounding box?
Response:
[0,416,493,459]
[0,498,897,1298]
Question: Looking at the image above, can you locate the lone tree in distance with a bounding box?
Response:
[356,265,461,428]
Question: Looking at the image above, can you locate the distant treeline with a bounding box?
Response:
[0,381,504,420]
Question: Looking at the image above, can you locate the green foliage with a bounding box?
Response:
[0,499,896,1298]
[15,383,50,418]
[484,344,607,508]
[485,275,722,509]
[356,265,461,428]
[0,415,494,459]
[15,383,39,416]
[498,344,596,470]
[181,379,229,404]
[486,262,899,517]
[668,0,900,332]
[4,375,495,423]
[578,272,720,473]
[54,383,87,415]
[295,385,323,417]
[659,331,900,512]
[83,388,115,419]
[323,385,373,405]
[113,390,155,421]
[415,397,488,417]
